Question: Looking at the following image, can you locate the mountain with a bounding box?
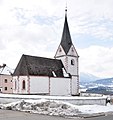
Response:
[93,77,113,85]
[80,72,99,83]
[80,73,113,94]
[86,86,113,95]
[85,77,113,95]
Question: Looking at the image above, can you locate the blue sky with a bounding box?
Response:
[0,0,113,78]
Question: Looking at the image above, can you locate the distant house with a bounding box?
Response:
[0,74,13,93]
[12,9,79,96]
[0,65,13,93]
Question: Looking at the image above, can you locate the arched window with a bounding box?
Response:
[71,59,75,65]
[22,80,26,90]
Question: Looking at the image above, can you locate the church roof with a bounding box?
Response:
[60,9,73,54]
[13,54,64,77]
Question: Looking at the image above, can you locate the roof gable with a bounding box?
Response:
[67,45,79,56]
[54,45,66,58]
[13,54,64,77]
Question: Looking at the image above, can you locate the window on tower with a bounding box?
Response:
[71,59,75,65]
[22,80,26,90]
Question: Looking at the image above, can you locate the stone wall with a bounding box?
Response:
[0,94,107,105]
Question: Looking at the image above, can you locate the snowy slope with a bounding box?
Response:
[94,77,113,85]
[80,72,100,83]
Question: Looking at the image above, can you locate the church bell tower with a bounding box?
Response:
[54,8,79,95]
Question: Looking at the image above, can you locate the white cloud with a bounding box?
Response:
[0,0,113,78]
[68,0,113,40]
[79,46,113,78]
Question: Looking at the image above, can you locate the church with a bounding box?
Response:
[12,9,79,96]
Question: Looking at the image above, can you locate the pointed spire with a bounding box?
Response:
[60,8,73,54]
[65,5,67,18]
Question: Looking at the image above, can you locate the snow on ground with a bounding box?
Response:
[0,99,80,117]
[0,93,112,117]
[0,93,106,99]
[0,99,113,117]
[77,103,113,114]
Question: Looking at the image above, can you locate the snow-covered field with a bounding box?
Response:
[0,99,113,117]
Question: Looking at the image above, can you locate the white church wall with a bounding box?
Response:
[71,76,79,95]
[13,76,28,94]
[19,76,28,94]
[12,76,18,94]
[67,56,78,76]
[30,76,49,94]
[56,55,78,76]
[50,77,70,96]
[13,76,79,96]
[57,56,68,72]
